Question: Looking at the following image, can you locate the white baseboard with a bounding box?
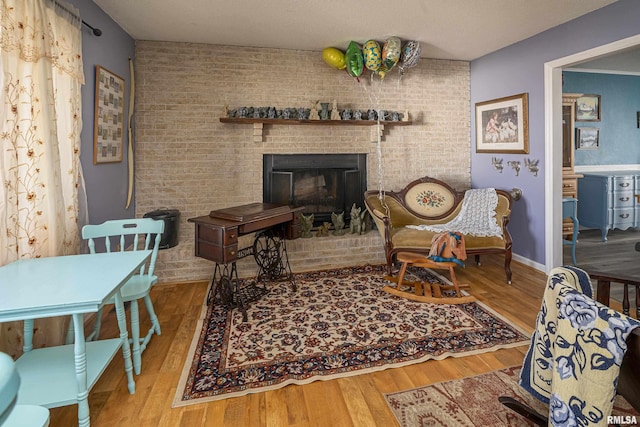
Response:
[512,253,545,273]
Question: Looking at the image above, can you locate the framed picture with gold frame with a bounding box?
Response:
[93,65,125,164]
[575,94,600,122]
[475,93,529,154]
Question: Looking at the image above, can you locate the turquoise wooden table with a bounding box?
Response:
[0,250,151,427]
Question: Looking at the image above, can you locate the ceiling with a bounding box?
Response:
[92,0,618,62]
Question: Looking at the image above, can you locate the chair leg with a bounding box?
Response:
[66,307,104,343]
[65,317,75,344]
[89,307,104,341]
[143,294,161,336]
[129,300,142,375]
[139,295,161,359]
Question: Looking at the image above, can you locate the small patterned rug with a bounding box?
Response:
[173,264,529,406]
[384,366,640,426]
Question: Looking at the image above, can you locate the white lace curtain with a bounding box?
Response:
[0,0,87,355]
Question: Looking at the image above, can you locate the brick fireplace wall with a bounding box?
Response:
[134,41,470,284]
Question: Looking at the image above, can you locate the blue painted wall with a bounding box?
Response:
[471,0,640,265]
[66,0,136,225]
[563,72,640,166]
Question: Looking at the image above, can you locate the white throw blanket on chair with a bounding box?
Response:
[406,188,503,237]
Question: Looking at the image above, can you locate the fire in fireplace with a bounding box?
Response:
[263,154,367,227]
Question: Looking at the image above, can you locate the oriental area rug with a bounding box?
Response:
[384,366,640,427]
[173,264,529,406]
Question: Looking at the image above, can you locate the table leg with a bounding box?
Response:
[279,237,297,291]
[209,263,234,305]
[208,262,250,322]
[207,263,223,306]
[72,313,90,427]
[228,263,249,321]
[23,318,34,353]
[253,229,296,291]
[113,291,136,394]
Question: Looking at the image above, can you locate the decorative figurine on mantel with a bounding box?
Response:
[402,110,410,122]
[319,102,330,120]
[309,101,320,120]
[331,211,346,235]
[349,203,367,235]
[301,213,314,238]
[331,100,341,120]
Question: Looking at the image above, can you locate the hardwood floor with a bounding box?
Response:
[48,255,548,426]
[564,228,640,277]
[564,228,640,302]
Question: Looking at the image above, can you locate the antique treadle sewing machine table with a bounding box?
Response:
[188,203,303,321]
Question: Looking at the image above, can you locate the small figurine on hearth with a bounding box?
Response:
[331,211,345,235]
[301,213,314,238]
[316,222,331,237]
[349,203,367,235]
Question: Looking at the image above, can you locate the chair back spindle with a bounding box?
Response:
[591,272,640,318]
[83,219,164,278]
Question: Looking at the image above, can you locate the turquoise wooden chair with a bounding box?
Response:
[562,197,579,266]
[0,352,49,427]
[80,218,164,375]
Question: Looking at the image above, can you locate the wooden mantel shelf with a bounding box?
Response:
[220,117,412,126]
[219,117,412,143]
